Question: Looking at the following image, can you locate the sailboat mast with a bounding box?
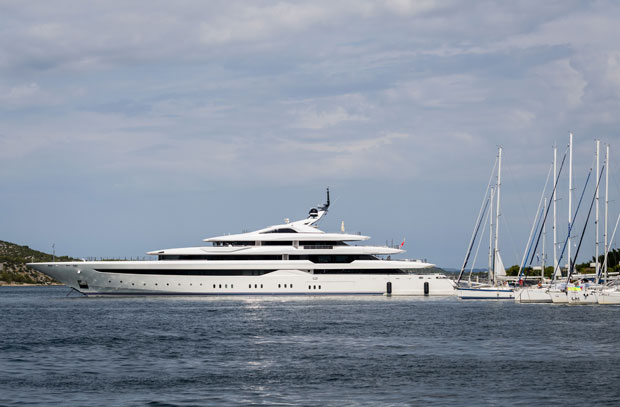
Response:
[489,186,495,285]
[605,144,610,282]
[542,197,547,279]
[596,140,600,277]
[493,147,502,286]
[568,133,573,276]
[553,145,558,277]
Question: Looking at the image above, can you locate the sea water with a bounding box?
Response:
[1,286,620,406]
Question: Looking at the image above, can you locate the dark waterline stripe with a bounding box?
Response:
[82,291,385,296]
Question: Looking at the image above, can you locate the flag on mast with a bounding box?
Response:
[399,238,405,249]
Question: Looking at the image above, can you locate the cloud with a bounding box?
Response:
[0,82,57,108]
[4,1,620,265]
[292,106,367,129]
[385,74,488,108]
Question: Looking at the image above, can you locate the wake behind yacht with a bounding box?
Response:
[28,190,454,296]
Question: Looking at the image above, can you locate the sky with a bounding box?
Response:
[2,0,620,268]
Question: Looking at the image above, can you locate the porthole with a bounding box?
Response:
[291,284,293,288]
[132,283,135,286]
[200,283,203,286]
[278,284,281,288]
[249,284,252,288]
[213,284,216,288]
[178,283,181,286]
[313,285,316,289]
[309,285,311,289]
[319,285,321,289]
[260,284,263,288]
[255,284,257,288]
[108,280,111,283]
[155,283,158,286]
[219,284,222,288]
[120,280,123,283]
[143,283,146,286]
[190,283,193,286]
[225,284,228,288]
[231,284,234,288]
[167,283,170,286]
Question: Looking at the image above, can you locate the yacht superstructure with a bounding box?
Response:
[28,190,454,296]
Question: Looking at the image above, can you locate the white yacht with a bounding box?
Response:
[28,190,455,296]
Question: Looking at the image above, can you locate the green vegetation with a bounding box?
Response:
[504,265,555,278]
[0,240,76,285]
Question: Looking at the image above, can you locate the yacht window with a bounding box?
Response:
[249,284,252,288]
[219,284,222,288]
[319,285,321,289]
[284,284,287,288]
[308,285,311,289]
[278,284,281,288]
[225,284,228,288]
[255,284,257,288]
[262,241,292,246]
[291,284,293,288]
[159,254,280,261]
[94,269,276,276]
[260,284,263,288]
[311,269,408,275]
[301,241,347,247]
[210,241,256,247]
[261,228,297,234]
[289,254,377,262]
[213,284,216,288]
[231,284,234,288]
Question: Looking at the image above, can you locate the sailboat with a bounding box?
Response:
[548,137,605,304]
[597,211,620,304]
[515,145,565,303]
[456,147,514,300]
[566,140,606,305]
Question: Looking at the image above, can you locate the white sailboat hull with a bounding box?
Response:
[550,290,570,303]
[514,287,552,303]
[567,290,598,305]
[456,286,514,300]
[597,289,620,304]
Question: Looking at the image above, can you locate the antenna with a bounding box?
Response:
[318,187,330,212]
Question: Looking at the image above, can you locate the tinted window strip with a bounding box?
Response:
[94,269,276,276]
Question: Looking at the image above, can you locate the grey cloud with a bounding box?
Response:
[4,1,620,266]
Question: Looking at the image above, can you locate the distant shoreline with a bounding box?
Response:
[0,282,62,287]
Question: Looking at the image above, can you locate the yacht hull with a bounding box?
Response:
[28,262,455,296]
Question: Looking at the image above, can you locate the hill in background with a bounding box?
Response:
[0,240,75,285]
